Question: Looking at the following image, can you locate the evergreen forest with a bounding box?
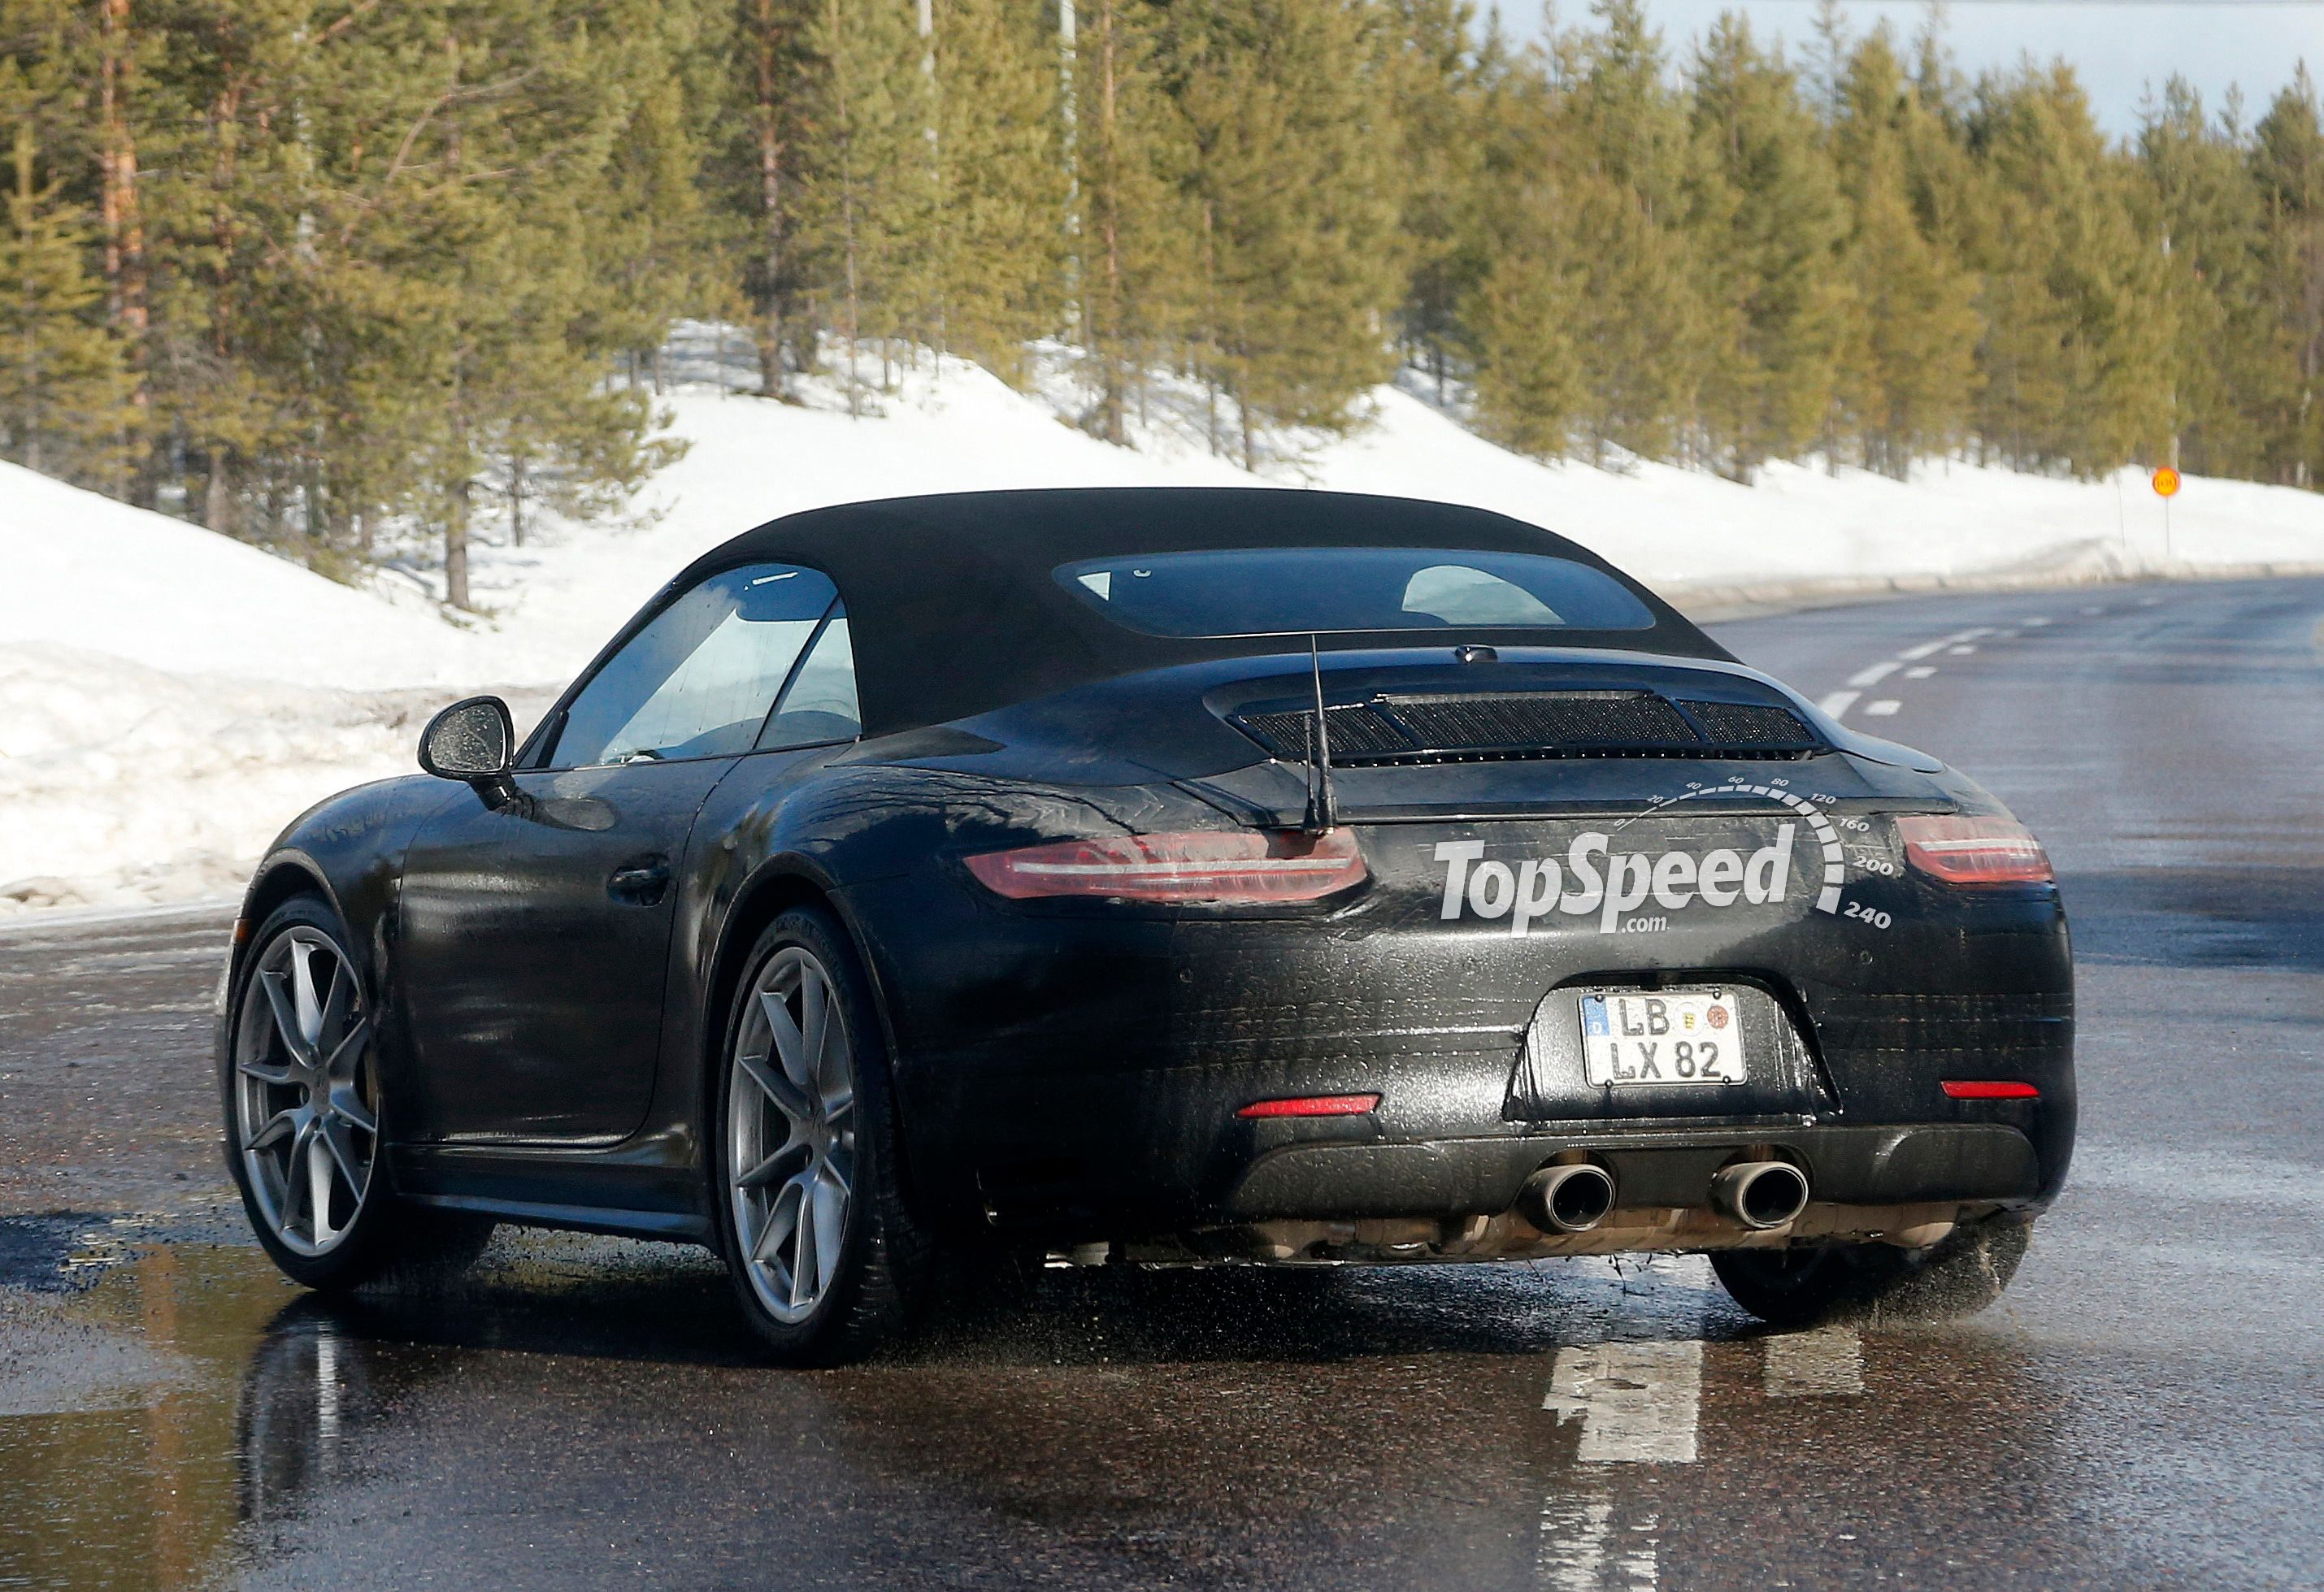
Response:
[5,0,2322,605]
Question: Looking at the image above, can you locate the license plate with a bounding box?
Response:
[1578,990,1745,1087]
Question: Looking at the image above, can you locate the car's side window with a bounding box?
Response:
[758,611,861,749]
[550,564,838,768]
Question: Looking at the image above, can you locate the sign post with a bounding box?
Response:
[2152,466,2180,565]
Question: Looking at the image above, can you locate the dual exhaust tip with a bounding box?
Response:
[1709,1160,1811,1230]
[1519,1158,1810,1234]
[1522,1164,1619,1233]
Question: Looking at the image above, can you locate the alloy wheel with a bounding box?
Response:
[728,945,858,1325]
[232,926,380,1256]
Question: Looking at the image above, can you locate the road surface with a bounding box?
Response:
[2,577,2318,1589]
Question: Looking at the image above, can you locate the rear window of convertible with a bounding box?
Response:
[1054,547,1656,638]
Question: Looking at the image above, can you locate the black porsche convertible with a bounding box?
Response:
[219,488,2072,1362]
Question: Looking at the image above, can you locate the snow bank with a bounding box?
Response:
[4,339,2322,911]
[0,461,499,691]
[1318,386,2306,594]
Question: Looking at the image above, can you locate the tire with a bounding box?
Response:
[221,895,493,1292]
[1711,1214,2031,1330]
[711,907,931,1365]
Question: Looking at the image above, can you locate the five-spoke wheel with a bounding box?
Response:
[728,944,858,1323]
[715,909,928,1363]
[232,920,380,1256]
[224,895,493,1291]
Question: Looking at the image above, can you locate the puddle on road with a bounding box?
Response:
[0,1234,743,1590]
[0,1245,296,1590]
[0,1239,2136,1590]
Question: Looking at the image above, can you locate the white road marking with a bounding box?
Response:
[1845,659,1901,688]
[1818,689,1861,719]
[2080,605,2104,616]
[1947,644,1977,655]
[1904,665,1935,679]
[2024,616,2053,627]
[1538,1494,1662,1590]
[1899,625,1994,662]
[2140,596,2163,606]
[1544,1340,1705,1464]
[316,1326,343,1450]
[1763,1327,1865,1398]
[1865,699,1901,716]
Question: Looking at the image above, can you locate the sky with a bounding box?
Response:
[1496,0,2322,137]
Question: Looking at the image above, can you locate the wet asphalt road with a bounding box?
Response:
[2,576,2321,1590]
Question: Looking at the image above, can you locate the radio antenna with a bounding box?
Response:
[1302,633,1339,835]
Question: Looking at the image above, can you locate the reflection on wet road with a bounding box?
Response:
[4,578,2322,1588]
[2,1240,2125,1589]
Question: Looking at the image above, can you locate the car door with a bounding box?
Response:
[395,562,841,1143]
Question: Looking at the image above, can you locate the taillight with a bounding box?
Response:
[965,828,1366,903]
[1896,816,2053,886]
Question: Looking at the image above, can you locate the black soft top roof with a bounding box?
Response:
[677,488,1724,738]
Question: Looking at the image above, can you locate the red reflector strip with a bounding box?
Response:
[1941,1080,2040,1100]
[1236,1093,1382,1119]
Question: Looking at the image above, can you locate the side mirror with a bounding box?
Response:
[419,696,518,805]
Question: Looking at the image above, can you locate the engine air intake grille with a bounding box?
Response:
[1237,704,1414,759]
[1674,700,1817,749]
[1231,690,1824,765]
[1387,691,1698,752]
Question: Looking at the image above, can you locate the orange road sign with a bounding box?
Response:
[2152,466,2182,498]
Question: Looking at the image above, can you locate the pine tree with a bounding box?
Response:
[728,0,817,397]
[2139,78,2285,481]
[1463,40,1584,456]
[1970,66,2174,475]
[1469,204,1586,457]
[1829,29,1981,478]
[1684,15,1848,481]
[1068,0,1197,441]
[929,0,1066,386]
[1381,0,1489,399]
[1555,0,1701,465]
[794,0,937,410]
[2252,67,2324,488]
[1168,0,1401,464]
[0,111,132,479]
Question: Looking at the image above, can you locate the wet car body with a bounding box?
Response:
[221,488,2072,1293]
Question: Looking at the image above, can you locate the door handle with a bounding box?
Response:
[607,857,671,906]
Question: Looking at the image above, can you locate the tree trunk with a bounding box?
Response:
[445,475,472,611]
[1094,0,1123,444]
[829,0,862,415]
[508,453,528,547]
[97,0,149,471]
[751,0,790,399]
[203,455,231,532]
[1059,0,1079,341]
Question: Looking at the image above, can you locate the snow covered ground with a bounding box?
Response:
[6,332,2322,912]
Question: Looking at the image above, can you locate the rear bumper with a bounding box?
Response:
[1228,1121,2041,1219]
[841,847,2074,1243]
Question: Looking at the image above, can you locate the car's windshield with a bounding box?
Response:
[1054,546,1655,638]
